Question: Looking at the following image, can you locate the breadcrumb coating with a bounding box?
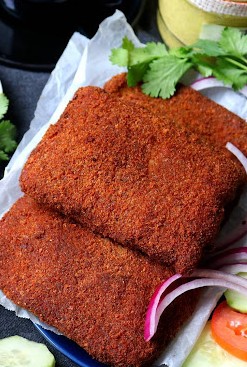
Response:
[104,73,247,155]
[20,86,246,274]
[0,196,198,367]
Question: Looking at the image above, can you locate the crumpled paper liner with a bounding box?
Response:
[0,10,247,367]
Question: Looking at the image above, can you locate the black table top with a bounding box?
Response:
[0,1,162,366]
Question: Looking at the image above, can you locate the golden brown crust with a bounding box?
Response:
[0,196,197,367]
[104,73,247,155]
[20,86,246,274]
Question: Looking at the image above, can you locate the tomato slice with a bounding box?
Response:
[211,301,247,361]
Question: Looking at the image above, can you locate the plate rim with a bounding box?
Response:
[34,323,107,367]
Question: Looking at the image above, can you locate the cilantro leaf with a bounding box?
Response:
[144,42,168,56]
[127,62,150,87]
[109,27,247,99]
[220,27,247,58]
[0,150,9,161]
[142,56,192,99]
[109,47,129,67]
[212,58,247,90]
[0,87,17,163]
[196,63,214,78]
[109,40,167,68]
[0,93,9,120]
[191,55,214,77]
[121,37,135,52]
[129,42,168,66]
[170,46,194,59]
[192,39,225,57]
[0,120,17,157]
[109,37,136,67]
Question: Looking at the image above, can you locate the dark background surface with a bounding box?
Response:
[0,1,162,366]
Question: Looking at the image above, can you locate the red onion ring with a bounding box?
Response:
[147,277,247,341]
[144,274,182,341]
[192,269,247,288]
[145,269,247,341]
[219,263,247,275]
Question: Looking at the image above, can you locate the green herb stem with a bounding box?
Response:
[224,56,247,72]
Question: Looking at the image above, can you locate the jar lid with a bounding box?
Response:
[187,0,247,16]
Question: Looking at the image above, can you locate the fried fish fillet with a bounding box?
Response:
[0,196,197,367]
[20,86,246,273]
[104,73,247,155]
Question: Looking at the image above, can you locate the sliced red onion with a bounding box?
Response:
[219,263,247,275]
[145,269,247,341]
[226,142,247,174]
[208,247,247,268]
[192,268,247,288]
[191,77,223,91]
[145,276,247,341]
[144,274,182,341]
[190,77,247,99]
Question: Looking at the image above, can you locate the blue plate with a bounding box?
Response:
[34,324,107,367]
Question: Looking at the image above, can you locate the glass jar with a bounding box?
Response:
[157,0,247,48]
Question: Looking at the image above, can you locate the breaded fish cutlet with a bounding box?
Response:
[0,196,198,367]
[104,73,247,155]
[20,86,246,274]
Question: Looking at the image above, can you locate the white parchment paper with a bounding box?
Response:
[0,10,247,367]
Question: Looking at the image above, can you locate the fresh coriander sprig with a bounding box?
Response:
[0,85,17,162]
[109,27,247,99]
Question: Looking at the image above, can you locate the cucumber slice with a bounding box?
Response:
[199,24,225,41]
[182,322,247,367]
[225,272,247,313]
[0,335,55,367]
